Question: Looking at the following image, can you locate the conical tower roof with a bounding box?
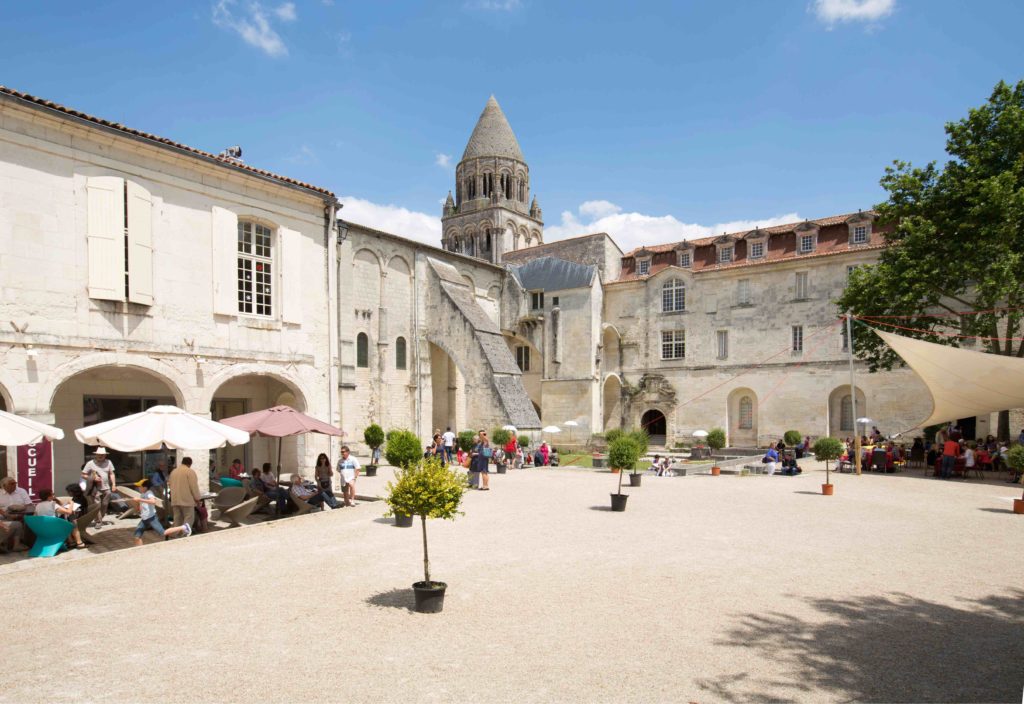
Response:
[461,96,524,162]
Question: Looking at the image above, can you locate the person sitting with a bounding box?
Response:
[763,445,779,476]
[290,474,337,510]
[250,467,289,515]
[549,447,559,467]
[976,445,992,472]
[149,460,168,488]
[0,476,31,511]
[228,458,245,480]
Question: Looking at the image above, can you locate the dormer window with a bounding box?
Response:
[799,234,815,254]
[718,246,733,264]
[637,259,650,276]
[852,226,868,243]
[678,251,691,268]
[749,241,765,259]
[847,213,873,245]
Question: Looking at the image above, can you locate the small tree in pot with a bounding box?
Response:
[608,436,641,511]
[624,429,649,486]
[384,429,424,525]
[383,457,467,613]
[363,423,384,477]
[1006,445,1024,514]
[707,427,727,475]
[813,436,844,496]
[458,430,477,455]
[490,428,512,473]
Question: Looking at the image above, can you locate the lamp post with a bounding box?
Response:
[856,417,872,476]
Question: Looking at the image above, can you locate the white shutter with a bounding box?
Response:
[126,181,154,305]
[86,176,125,301]
[211,206,239,316]
[280,226,303,325]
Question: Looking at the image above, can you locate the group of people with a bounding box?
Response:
[763,441,804,476]
[420,426,560,473]
[239,446,362,514]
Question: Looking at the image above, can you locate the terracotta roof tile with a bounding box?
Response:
[0,85,336,199]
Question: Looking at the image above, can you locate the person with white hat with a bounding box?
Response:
[82,447,116,525]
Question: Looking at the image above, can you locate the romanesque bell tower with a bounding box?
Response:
[442,96,543,263]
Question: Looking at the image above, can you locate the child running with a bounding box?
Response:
[133,479,190,546]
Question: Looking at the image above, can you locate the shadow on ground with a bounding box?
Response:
[978,507,1016,515]
[588,505,612,512]
[697,590,1024,703]
[365,588,414,612]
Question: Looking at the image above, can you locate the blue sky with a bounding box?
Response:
[2,0,1022,251]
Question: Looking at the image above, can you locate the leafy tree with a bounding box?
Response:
[490,428,513,448]
[605,428,625,445]
[608,436,641,491]
[628,428,650,457]
[383,457,467,586]
[783,430,802,446]
[1006,445,1024,500]
[517,434,530,448]
[363,424,385,458]
[813,436,845,486]
[707,428,727,458]
[457,430,476,453]
[836,80,1024,440]
[384,429,422,469]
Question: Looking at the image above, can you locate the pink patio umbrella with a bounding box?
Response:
[218,405,344,480]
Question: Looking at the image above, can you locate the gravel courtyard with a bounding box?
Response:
[2,463,1021,704]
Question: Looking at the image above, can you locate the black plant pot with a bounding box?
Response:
[628,473,642,487]
[364,465,378,477]
[610,493,629,511]
[395,513,413,527]
[412,581,447,613]
[496,463,507,474]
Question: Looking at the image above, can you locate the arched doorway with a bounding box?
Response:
[603,375,622,430]
[641,409,667,445]
[828,385,866,439]
[51,365,183,491]
[728,388,758,447]
[428,342,465,434]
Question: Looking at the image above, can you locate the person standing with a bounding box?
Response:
[940,436,960,479]
[313,453,341,509]
[471,430,491,491]
[336,445,360,507]
[168,456,201,532]
[83,447,116,523]
[764,444,779,476]
[442,427,456,464]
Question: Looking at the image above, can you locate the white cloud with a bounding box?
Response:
[338,196,442,246]
[212,0,289,57]
[274,2,296,21]
[465,0,522,11]
[283,144,317,164]
[435,153,453,168]
[545,201,802,254]
[811,0,894,27]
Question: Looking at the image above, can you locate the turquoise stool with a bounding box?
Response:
[24,515,74,558]
[219,477,243,488]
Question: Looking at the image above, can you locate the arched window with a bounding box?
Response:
[395,337,407,370]
[356,333,369,368]
[739,396,753,429]
[840,395,853,431]
[662,278,686,313]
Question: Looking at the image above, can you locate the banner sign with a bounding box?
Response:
[17,441,53,502]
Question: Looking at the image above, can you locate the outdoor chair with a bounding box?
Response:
[211,487,246,518]
[219,477,243,488]
[24,515,74,558]
[116,485,143,520]
[76,504,102,544]
[222,496,260,527]
[288,490,315,516]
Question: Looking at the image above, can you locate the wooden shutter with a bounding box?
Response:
[126,181,154,305]
[280,226,303,324]
[211,206,239,316]
[86,176,125,301]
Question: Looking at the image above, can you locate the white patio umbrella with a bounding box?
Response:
[0,409,65,446]
[542,425,562,437]
[75,405,250,452]
[563,420,579,443]
[693,430,709,438]
[502,424,518,432]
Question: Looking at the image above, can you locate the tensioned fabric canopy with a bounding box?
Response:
[873,328,1024,427]
[0,409,65,446]
[74,405,250,451]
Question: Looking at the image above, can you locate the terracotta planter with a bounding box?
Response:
[711,466,721,476]
[610,467,620,474]
[822,483,834,496]
[1013,499,1024,514]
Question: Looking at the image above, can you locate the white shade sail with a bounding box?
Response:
[874,328,1024,427]
[75,405,250,452]
[0,409,65,446]
[693,430,709,438]
[563,420,579,427]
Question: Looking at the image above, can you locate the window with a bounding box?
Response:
[678,251,691,268]
[356,333,369,368]
[86,176,153,305]
[841,325,849,352]
[531,291,544,310]
[749,241,764,259]
[719,246,733,263]
[792,325,804,353]
[395,337,407,370]
[717,330,728,359]
[853,225,868,244]
[552,296,560,307]
[661,330,686,360]
[516,345,531,372]
[237,221,273,316]
[739,396,753,429]
[795,272,809,299]
[637,259,650,276]
[737,279,751,305]
[840,395,853,432]
[799,234,815,253]
[662,279,686,313]
[847,265,858,279]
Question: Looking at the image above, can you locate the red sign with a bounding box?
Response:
[17,441,53,502]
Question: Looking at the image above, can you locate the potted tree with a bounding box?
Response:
[784,429,803,459]
[708,427,727,476]
[384,429,424,526]
[608,436,641,511]
[490,428,512,473]
[363,423,384,477]
[813,436,844,496]
[383,457,468,613]
[1006,445,1024,514]
[626,429,649,487]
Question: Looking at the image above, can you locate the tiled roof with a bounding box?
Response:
[0,85,336,199]
[501,232,615,261]
[461,95,524,162]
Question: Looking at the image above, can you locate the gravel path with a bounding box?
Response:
[1,463,1022,703]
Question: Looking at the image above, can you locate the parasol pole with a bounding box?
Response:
[847,311,861,476]
[276,437,282,482]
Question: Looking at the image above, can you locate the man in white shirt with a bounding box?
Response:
[83,447,116,521]
[336,445,361,507]
[442,427,456,464]
[0,478,29,553]
[0,477,31,510]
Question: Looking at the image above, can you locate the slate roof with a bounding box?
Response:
[461,96,524,162]
[0,85,336,199]
[509,256,595,291]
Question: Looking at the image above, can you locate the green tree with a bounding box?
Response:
[608,436,641,493]
[707,428,727,458]
[783,430,802,446]
[363,424,385,460]
[457,430,477,453]
[813,436,845,486]
[1006,445,1024,500]
[384,429,422,469]
[836,80,1024,440]
[490,428,512,448]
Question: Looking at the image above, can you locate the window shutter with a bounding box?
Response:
[86,176,125,301]
[280,226,303,324]
[126,181,154,305]
[211,206,238,316]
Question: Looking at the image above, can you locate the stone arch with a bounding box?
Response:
[425,335,469,435]
[727,387,758,447]
[199,363,309,412]
[828,385,867,438]
[487,285,500,300]
[603,373,623,430]
[530,229,541,243]
[387,254,411,276]
[461,273,476,293]
[0,376,14,412]
[41,353,187,412]
[601,323,621,378]
[640,408,667,442]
